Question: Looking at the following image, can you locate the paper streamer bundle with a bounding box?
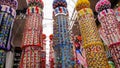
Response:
[19,0,44,68]
[75,0,109,67]
[0,0,18,50]
[96,0,120,68]
[0,0,17,67]
[53,0,75,68]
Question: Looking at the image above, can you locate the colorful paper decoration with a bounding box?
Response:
[53,0,75,68]
[96,0,120,68]
[85,45,108,67]
[0,0,17,67]
[20,46,41,68]
[21,13,43,48]
[75,0,109,67]
[0,0,18,50]
[19,0,45,68]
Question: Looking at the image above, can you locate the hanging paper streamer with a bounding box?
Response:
[75,0,109,67]
[0,0,17,67]
[19,0,44,68]
[53,0,75,68]
[0,0,17,50]
[96,0,120,68]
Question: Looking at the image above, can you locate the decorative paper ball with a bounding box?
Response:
[0,0,18,10]
[42,34,46,40]
[53,0,67,9]
[95,0,111,13]
[49,34,53,40]
[75,0,90,11]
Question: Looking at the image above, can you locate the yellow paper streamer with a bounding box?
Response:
[75,0,109,67]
